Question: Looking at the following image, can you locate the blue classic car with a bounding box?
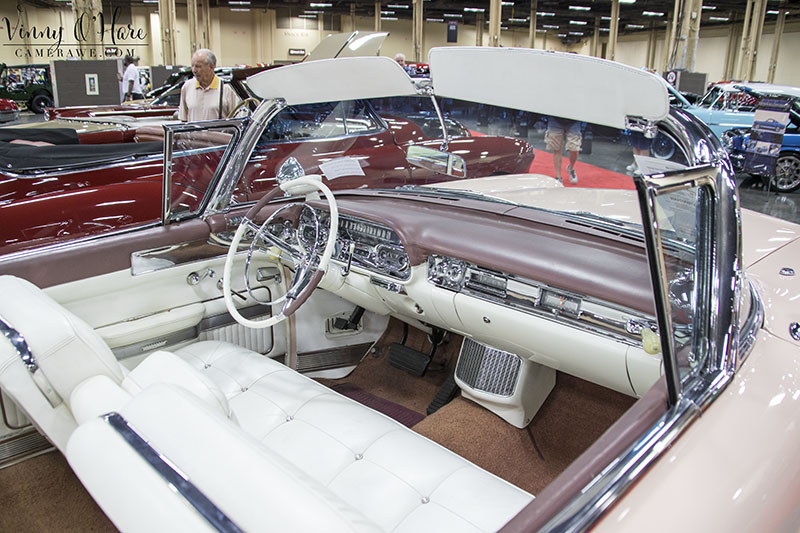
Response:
[685,82,800,140]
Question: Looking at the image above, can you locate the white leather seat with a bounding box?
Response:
[1,275,533,531]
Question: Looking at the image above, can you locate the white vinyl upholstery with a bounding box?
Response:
[1,275,533,530]
[169,340,533,532]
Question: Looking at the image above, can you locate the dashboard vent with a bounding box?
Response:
[456,339,521,397]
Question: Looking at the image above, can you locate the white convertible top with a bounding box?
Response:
[428,47,670,129]
[247,46,671,129]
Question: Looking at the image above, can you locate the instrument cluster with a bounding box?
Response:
[288,207,411,280]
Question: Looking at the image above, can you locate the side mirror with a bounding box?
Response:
[406,145,466,178]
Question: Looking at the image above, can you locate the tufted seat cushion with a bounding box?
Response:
[169,340,533,532]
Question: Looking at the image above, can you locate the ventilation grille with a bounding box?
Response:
[198,315,273,354]
[456,339,521,397]
[0,429,53,470]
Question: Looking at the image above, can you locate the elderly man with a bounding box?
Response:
[122,55,143,102]
[178,49,239,122]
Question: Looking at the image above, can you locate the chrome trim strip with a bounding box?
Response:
[104,413,244,533]
[0,315,37,373]
[130,241,227,276]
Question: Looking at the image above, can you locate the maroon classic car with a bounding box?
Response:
[0,98,534,256]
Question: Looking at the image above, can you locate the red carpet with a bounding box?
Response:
[331,383,426,428]
[469,130,634,190]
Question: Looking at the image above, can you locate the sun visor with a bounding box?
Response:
[428,47,670,129]
[247,56,417,105]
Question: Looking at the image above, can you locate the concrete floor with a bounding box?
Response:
[4,109,798,226]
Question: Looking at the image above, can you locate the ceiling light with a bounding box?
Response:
[600,28,610,31]
[643,11,664,16]
[542,24,559,29]
[426,17,444,21]
[570,20,588,25]
[502,1,515,5]
[767,10,779,14]
[702,5,716,9]
[229,1,250,4]
[299,14,317,18]
[381,16,398,20]
[501,26,508,29]
[569,31,583,35]
[309,2,332,7]
[619,0,636,4]
[305,10,323,14]
[569,6,591,11]
[537,11,555,16]
[601,16,612,20]
[557,33,567,37]
[381,11,394,15]
[387,4,409,8]
[508,17,528,22]
[627,23,644,29]
[709,16,729,21]
[231,7,250,11]
[443,13,463,18]
[464,7,485,12]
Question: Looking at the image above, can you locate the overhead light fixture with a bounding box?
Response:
[502,1,515,5]
[508,17,528,22]
[464,7,485,12]
[537,11,555,16]
[767,10,779,14]
[381,11,395,15]
[143,0,158,3]
[310,2,332,6]
[426,17,444,21]
[709,15,729,21]
[231,7,250,11]
[569,31,583,35]
[626,23,644,29]
[643,11,664,16]
[443,13,463,18]
[229,1,250,4]
[299,14,317,18]
[569,6,591,11]
[557,33,567,37]
[542,24,559,29]
[702,5,717,9]
[619,0,636,4]
[387,3,409,8]
[536,28,546,32]
[601,15,611,20]
[381,16,398,20]
[305,10,323,14]
[600,28,610,31]
[501,26,509,29]
[570,20,588,25]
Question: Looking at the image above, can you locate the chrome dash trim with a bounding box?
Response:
[104,412,244,533]
[736,277,764,366]
[0,315,37,373]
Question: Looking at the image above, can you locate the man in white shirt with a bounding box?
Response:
[178,49,239,122]
[122,55,143,102]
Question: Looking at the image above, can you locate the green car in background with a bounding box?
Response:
[0,63,54,113]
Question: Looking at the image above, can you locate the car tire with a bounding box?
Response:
[29,93,54,114]
[772,153,800,193]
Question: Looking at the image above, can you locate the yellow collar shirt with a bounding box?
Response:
[178,75,239,122]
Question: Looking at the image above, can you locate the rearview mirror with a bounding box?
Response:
[406,145,466,178]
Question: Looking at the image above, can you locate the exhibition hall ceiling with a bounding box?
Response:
[33,0,798,43]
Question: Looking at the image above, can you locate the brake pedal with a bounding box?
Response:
[426,372,459,415]
[388,343,431,377]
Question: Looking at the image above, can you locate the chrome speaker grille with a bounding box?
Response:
[456,339,521,397]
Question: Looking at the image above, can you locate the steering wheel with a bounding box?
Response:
[227,97,261,119]
[222,176,338,329]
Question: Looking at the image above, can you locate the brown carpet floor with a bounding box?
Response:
[324,318,636,496]
[0,450,116,532]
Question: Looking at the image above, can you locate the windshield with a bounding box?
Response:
[230,96,691,230]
